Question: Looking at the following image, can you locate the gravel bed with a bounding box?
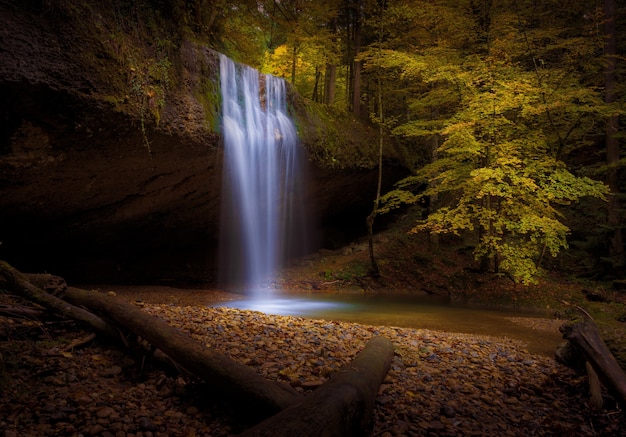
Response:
[1,300,624,436]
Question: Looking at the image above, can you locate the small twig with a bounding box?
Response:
[0,305,44,318]
[63,333,97,351]
[575,305,594,320]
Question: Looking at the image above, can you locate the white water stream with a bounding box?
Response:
[218,55,307,294]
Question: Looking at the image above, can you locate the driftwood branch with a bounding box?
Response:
[239,336,395,437]
[560,319,626,406]
[0,261,118,339]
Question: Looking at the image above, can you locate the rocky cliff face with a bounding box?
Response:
[0,2,404,282]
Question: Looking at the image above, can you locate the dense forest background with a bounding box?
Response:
[186,0,625,283]
[38,0,625,284]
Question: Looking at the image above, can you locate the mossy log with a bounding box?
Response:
[239,336,395,437]
[560,319,626,406]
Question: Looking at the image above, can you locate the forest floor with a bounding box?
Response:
[2,209,626,436]
[2,291,625,437]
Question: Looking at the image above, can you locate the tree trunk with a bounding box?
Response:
[64,286,302,419]
[348,0,363,117]
[352,60,362,117]
[324,63,336,106]
[239,336,394,437]
[560,319,626,406]
[291,44,298,86]
[427,135,440,248]
[312,66,321,102]
[604,0,623,259]
[366,0,386,277]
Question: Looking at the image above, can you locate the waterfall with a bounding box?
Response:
[218,54,308,295]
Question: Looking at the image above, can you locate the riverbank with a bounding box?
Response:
[103,285,563,356]
[1,290,624,436]
[273,214,626,369]
[2,211,625,435]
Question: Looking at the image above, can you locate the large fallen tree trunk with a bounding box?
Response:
[0,260,394,431]
[560,319,626,406]
[239,336,394,437]
[64,286,302,418]
[0,261,300,417]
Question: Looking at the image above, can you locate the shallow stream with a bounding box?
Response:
[214,292,564,357]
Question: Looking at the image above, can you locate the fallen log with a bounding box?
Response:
[1,260,393,432]
[0,261,301,417]
[64,286,302,418]
[0,261,118,339]
[560,319,626,406]
[585,361,603,411]
[239,336,395,437]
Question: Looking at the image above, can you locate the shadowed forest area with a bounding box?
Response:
[0,0,624,284]
[1,0,626,436]
[76,0,623,283]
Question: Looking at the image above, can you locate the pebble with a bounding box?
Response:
[96,407,115,418]
[137,417,157,431]
[2,303,624,436]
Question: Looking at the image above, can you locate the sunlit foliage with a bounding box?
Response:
[375,0,612,283]
[198,0,622,282]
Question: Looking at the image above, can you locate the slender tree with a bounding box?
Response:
[604,0,624,262]
[323,16,339,106]
[342,0,365,116]
[366,0,386,276]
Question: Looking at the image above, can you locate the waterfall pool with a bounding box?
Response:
[100,285,564,357]
[213,292,563,356]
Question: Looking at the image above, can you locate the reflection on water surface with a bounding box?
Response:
[214,293,563,356]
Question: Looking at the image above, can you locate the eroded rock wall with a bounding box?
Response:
[0,2,404,282]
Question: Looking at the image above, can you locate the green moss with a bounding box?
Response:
[197,77,221,132]
[293,99,379,170]
[333,260,369,281]
[100,95,123,109]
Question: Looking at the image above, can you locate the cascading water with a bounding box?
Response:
[218,54,308,295]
